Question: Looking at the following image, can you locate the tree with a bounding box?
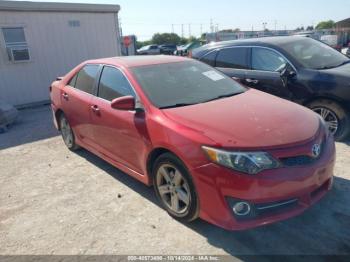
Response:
[151,33,181,45]
[306,26,314,31]
[316,20,335,30]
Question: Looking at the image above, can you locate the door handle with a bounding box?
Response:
[62,93,69,100]
[245,78,259,84]
[231,76,241,81]
[91,105,100,114]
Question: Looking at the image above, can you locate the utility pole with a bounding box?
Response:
[200,24,203,36]
[181,24,184,38]
[274,20,277,33]
[172,24,174,34]
[210,18,214,33]
[188,23,191,38]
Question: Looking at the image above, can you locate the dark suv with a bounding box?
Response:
[193,36,350,141]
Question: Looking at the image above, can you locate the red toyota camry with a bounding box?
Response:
[50,56,335,230]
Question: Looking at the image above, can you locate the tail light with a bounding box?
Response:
[188,50,193,58]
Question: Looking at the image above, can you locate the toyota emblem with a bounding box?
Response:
[312,144,321,158]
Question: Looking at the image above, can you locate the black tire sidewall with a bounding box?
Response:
[152,153,199,222]
[309,100,350,141]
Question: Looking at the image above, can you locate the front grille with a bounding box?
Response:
[280,155,316,167]
[255,198,299,216]
[278,139,325,167]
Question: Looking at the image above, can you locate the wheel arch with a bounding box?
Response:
[303,95,347,110]
[146,147,184,185]
[54,109,64,131]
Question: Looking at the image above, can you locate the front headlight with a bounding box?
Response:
[202,146,281,175]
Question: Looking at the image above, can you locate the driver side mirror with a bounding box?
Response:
[280,63,296,78]
[111,96,135,111]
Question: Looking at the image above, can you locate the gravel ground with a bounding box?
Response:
[0,106,349,256]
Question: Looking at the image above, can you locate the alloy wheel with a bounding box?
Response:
[312,107,339,135]
[156,164,191,214]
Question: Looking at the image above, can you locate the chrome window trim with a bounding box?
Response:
[199,45,298,73]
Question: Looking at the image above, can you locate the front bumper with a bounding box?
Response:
[191,135,336,231]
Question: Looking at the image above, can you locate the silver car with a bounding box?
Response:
[137,45,160,55]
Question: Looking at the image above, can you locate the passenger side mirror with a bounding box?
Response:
[111,96,135,111]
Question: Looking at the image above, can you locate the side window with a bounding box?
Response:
[216,47,249,69]
[252,48,287,72]
[68,74,77,87]
[98,66,135,101]
[74,65,100,94]
[200,51,217,67]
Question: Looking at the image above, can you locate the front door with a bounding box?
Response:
[90,66,148,174]
[245,47,294,100]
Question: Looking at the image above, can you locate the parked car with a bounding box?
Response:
[193,36,350,141]
[50,56,335,231]
[137,45,160,55]
[159,44,177,55]
[346,48,350,58]
[175,42,201,56]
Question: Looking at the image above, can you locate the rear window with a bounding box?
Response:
[216,47,249,69]
[74,65,100,94]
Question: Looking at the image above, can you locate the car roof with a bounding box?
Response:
[86,55,190,68]
[193,36,305,56]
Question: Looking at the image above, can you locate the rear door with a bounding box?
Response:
[215,47,250,83]
[90,66,147,173]
[245,47,293,99]
[60,64,100,146]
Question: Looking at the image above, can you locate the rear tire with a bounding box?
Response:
[59,114,80,151]
[153,153,199,223]
[308,99,350,141]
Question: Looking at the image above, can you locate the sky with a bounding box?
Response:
[6,0,350,40]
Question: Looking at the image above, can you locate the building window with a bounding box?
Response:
[68,20,80,27]
[2,27,30,62]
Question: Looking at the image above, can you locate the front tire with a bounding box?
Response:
[308,99,350,141]
[153,153,199,222]
[59,114,80,151]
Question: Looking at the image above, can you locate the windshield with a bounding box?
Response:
[131,61,246,109]
[139,45,150,51]
[280,37,349,70]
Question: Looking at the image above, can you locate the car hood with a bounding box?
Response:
[162,89,320,149]
[321,61,350,77]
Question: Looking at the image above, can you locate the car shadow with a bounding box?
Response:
[0,105,59,150]
[75,148,350,256]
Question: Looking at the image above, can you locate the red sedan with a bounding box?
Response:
[50,56,335,230]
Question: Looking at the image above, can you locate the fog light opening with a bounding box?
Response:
[233,202,251,216]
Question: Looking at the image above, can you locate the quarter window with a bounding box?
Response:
[216,47,249,69]
[98,66,135,101]
[2,27,30,62]
[74,65,99,94]
[68,74,78,87]
[252,48,287,72]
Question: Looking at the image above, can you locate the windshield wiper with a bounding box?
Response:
[159,103,197,109]
[201,92,244,103]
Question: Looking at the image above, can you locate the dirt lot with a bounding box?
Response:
[0,106,350,256]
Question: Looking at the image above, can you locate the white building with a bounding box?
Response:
[0,1,121,107]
